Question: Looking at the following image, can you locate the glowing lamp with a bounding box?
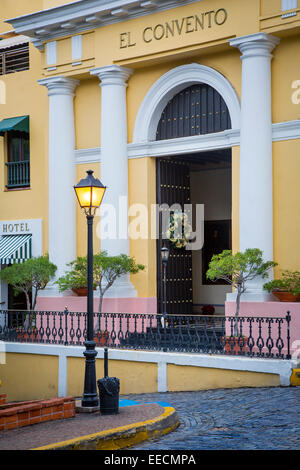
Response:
[74,170,106,214]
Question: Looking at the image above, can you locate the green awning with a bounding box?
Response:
[0,234,32,265]
[0,116,29,136]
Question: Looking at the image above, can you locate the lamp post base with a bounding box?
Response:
[76,403,99,413]
[81,340,99,408]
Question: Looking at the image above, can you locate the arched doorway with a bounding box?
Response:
[133,63,240,143]
[156,83,231,140]
[156,83,232,315]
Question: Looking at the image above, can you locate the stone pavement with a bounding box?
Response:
[0,387,299,450]
[125,387,300,450]
[0,402,173,450]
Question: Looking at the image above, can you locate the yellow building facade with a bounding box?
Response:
[0,0,300,316]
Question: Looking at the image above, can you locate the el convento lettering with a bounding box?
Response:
[120,8,228,48]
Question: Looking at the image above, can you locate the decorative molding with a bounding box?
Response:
[38,76,80,96]
[46,40,57,66]
[30,38,44,51]
[129,129,240,158]
[272,120,300,141]
[6,0,200,44]
[74,120,300,164]
[75,147,101,164]
[133,63,241,143]
[71,34,82,62]
[90,64,133,87]
[230,32,280,60]
[281,11,297,17]
[141,1,160,8]
[281,0,298,12]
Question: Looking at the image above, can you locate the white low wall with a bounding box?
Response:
[2,342,293,397]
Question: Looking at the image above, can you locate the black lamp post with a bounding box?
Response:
[161,245,169,350]
[74,170,106,408]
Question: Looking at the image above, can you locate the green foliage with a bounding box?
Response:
[206,248,277,319]
[55,268,90,291]
[206,249,276,290]
[56,251,145,312]
[93,251,145,292]
[263,270,300,295]
[0,255,57,310]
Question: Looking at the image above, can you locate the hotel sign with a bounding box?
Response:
[0,219,43,257]
[1,222,31,234]
[120,8,228,49]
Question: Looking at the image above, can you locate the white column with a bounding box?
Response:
[90,65,136,298]
[229,33,280,300]
[38,76,79,295]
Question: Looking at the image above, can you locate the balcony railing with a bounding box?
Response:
[0,45,29,76]
[0,309,292,359]
[6,160,30,188]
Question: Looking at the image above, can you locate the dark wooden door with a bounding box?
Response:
[155,84,232,315]
[156,158,193,315]
[156,83,231,140]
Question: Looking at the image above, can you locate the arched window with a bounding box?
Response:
[156,84,231,141]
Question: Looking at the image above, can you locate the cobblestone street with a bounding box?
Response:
[123,388,300,450]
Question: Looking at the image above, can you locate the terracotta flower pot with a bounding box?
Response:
[94,331,109,346]
[72,287,96,296]
[18,331,40,342]
[273,291,300,302]
[222,336,248,355]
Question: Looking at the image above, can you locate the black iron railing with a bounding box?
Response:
[0,309,292,359]
[6,160,30,188]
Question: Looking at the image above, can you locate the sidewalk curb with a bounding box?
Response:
[32,406,179,450]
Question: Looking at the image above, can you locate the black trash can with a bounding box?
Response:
[97,377,120,415]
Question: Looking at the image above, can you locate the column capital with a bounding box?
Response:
[38,76,80,96]
[230,32,280,59]
[90,65,133,87]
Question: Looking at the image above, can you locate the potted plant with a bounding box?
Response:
[56,261,97,296]
[206,248,277,351]
[0,255,57,332]
[263,270,300,302]
[57,251,145,313]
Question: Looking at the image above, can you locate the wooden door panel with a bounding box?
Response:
[157,158,193,315]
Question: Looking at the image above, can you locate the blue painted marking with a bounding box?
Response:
[118,399,172,408]
[119,399,139,407]
[146,401,172,408]
[119,400,172,408]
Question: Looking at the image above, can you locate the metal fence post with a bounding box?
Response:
[286,311,291,360]
[64,307,69,346]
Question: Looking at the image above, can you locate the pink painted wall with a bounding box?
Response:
[35,296,158,345]
[225,301,300,358]
[36,296,157,314]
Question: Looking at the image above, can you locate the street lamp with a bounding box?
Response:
[161,245,169,350]
[74,170,106,408]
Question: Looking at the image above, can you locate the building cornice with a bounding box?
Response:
[6,0,200,46]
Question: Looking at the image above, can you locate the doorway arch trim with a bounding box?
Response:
[133,63,241,144]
